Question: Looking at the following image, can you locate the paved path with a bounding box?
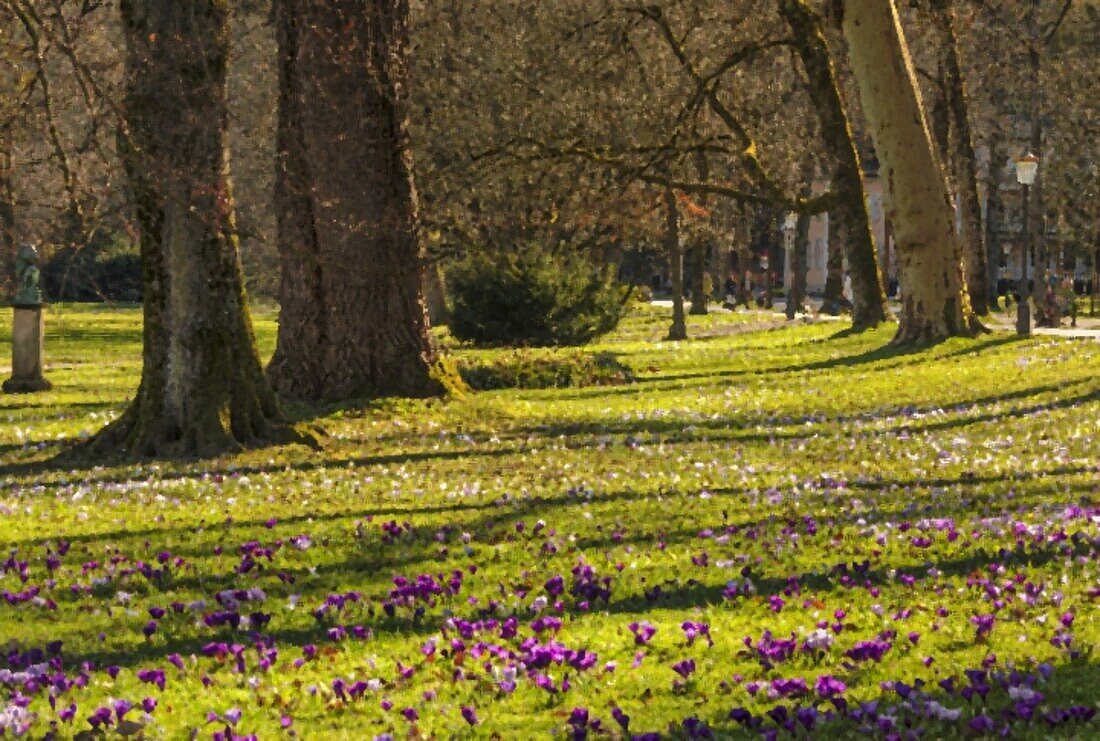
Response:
[652,300,1100,340]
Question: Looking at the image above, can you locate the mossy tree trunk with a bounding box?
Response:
[95,0,289,458]
[268,0,445,401]
[665,184,687,341]
[931,0,988,315]
[780,0,886,328]
[839,0,976,343]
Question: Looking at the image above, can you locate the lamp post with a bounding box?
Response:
[1014,153,1039,336]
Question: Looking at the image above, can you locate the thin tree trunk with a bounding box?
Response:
[985,131,1006,311]
[780,0,886,328]
[423,260,448,325]
[1027,0,1046,275]
[822,212,845,313]
[268,0,449,401]
[94,0,292,458]
[787,211,811,320]
[839,0,976,343]
[665,184,687,340]
[0,123,14,299]
[689,151,710,315]
[932,0,988,314]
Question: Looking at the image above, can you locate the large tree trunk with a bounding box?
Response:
[0,123,14,299]
[931,0,988,315]
[268,0,447,401]
[781,0,886,328]
[95,0,290,458]
[665,184,687,340]
[839,0,976,343]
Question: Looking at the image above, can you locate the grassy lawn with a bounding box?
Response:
[1,304,1098,739]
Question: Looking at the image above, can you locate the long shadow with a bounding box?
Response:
[490,378,1096,443]
[0,440,518,483]
[47,522,1096,675]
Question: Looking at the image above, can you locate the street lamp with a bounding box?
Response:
[1014,153,1039,336]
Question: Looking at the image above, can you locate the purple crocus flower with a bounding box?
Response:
[461,706,478,725]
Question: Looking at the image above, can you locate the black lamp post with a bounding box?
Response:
[1014,153,1039,336]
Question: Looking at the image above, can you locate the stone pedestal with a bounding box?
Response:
[3,306,52,393]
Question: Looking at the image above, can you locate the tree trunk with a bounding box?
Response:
[95,0,291,458]
[932,0,988,314]
[839,0,976,343]
[688,151,710,315]
[1026,0,1046,275]
[822,212,845,313]
[985,131,1006,311]
[665,184,687,340]
[780,0,886,328]
[0,123,14,299]
[423,260,448,325]
[787,211,811,320]
[268,0,448,401]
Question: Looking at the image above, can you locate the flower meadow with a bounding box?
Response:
[1,305,1098,739]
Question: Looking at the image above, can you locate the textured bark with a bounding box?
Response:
[931,0,988,314]
[0,124,14,299]
[665,184,687,341]
[840,0,976,343]
[780,0,886,327]
[95,0,289,458]
[268,0,445,401]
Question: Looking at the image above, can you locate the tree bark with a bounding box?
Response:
[985,131,1006,311]
[780,0,886,328]
[931,0,988,315]
[0,123,14,299]
[95,0,291,458]
[688,150,710,315]
[839,0,976,343]
[268,0,448,401]
[665,184,687,341]
[423,260,448,325]
[787,211,811,320]
[822,212,845,313]
[1026,0,1046,275]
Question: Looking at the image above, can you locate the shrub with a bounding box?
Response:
[457,350,634,391]
[448,248,626,346]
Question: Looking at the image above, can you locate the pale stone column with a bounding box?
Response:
[4,306,52,393]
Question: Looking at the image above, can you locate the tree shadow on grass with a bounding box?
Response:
[48,518,1096,676]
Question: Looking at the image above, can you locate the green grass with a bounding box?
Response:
[1,304,1098,739]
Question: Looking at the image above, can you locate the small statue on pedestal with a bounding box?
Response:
[14,244,43,307]
[4,243,52,393]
